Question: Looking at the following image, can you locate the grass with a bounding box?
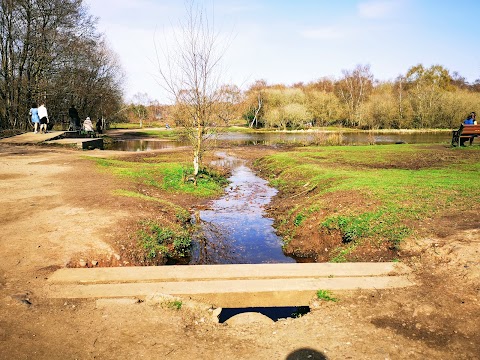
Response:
[126,129,180,139]
[109,122,164,129]
[322,209,411,249]
[316,290,338,302]
[255,144,480,258]
[94,158,227,197]
[165,300,183,310]
[85,153,229,263]
[137,220,192,259]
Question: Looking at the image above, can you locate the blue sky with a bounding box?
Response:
[85,0,480,103]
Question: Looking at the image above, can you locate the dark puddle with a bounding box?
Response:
[219,306,310,323]
[190,153,295,264]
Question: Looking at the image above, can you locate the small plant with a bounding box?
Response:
[137,221,192,260]
[316,289,338,302]
[173,235,192,257]
[293,213,306,227]
[175,209,191,224]
[166,300,182,310]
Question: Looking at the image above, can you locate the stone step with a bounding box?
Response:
[48,262,410,284]
[46,263,414,307]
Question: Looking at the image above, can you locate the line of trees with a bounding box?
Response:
[0,0,124,131]
[130,63,480,131]
[241,64,480,130]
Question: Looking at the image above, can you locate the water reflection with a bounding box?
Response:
[215,131,449,145]
[105,139,186,151]
[190,153,294,264]
[106,131,449,151]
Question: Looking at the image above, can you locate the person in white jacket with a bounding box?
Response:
[83,117,94,132]
[38,103,49,134]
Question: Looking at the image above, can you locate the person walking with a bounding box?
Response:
[95,118,103,134]
[29,103,40,133]
[38,103,49,134]
[83,117,94,132]
[68,104,80,131]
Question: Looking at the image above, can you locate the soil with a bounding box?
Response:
[0,142,479,360]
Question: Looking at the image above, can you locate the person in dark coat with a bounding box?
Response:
[96,118,103,134]
[68,105,80,131]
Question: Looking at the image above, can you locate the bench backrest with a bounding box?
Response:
[460,125,480,135]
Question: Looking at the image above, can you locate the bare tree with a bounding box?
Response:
[155,1,227,182]
[404,64,453,128]
[215,84,242,125]
[131,92,151,128]
[244,79,267,128]
[335,64,374,127]
[0,0,124,130]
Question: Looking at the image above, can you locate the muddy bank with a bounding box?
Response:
[248,144,480,264]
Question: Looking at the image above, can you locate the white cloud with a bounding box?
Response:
[357,0,403,19]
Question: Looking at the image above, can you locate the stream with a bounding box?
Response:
[106,131,450,265]
[189,153,295,264]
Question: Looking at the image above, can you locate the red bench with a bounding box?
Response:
[451,124,480,147]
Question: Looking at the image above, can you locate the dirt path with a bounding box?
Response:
[0,143,479,360]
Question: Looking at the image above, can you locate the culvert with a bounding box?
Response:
[219,306,310,324]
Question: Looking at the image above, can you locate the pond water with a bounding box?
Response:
[105,130,450,151]
[189,153,295,264]
[106,139,184,151]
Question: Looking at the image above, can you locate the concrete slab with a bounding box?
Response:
[46,263,415,307]
[47,276,415,307]
[46,138,103,150]
[47,263,411,284]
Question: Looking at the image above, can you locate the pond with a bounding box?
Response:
[105,130,450,151]
[189,153,296,264]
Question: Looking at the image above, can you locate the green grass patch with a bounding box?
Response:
[322,209,411,248]
[256,144,480,251]
[94,158,227,197]
[316,290,338,302]
[329,243,358,263]
[293,213,306,227]
[165,300,183,310]
[109,122,164,129]
[127,129,180,139]
[138,220,191,259]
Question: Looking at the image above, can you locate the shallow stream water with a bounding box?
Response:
[189,153,295,264]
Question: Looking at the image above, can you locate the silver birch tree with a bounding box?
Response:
[156,1,226,183]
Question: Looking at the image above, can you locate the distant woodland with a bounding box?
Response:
[128,64,480,130]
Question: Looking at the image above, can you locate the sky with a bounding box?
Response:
[84,0,480,104]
